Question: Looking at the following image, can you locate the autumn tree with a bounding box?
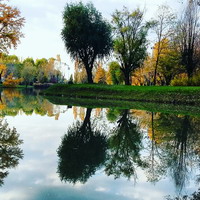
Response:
[112,7,151,85]
[0,63,6,83]
[94,63,106,84]
[152,5,176,85]
[61,2,112,83]
[74,59,87,83]
[0,0,25,53]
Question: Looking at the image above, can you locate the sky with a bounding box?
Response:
[8,0,183,77]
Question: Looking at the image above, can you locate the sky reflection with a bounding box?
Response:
[0,101,199,200]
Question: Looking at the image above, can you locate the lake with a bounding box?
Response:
[0,88,199,200]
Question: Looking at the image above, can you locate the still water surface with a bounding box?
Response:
[0,89,199,200]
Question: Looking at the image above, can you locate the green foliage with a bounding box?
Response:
[171,73,200,86]
[112,7,151,85]
[21,65,36,86]
[159,50,183,85]
[61,2,112,83]
[22,57,35,67]
[35,58,48,68]
[108,61,124,85]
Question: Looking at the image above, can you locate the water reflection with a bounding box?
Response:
[166,188,200,200]
[105,109,145,180]
[145,113,200,191]
[57,108,107,184]
[0,119,23,186]
[58,107,200,195]
[0,88,64,118]
[0,90,200,199]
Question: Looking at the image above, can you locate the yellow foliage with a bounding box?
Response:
[0,64,6,76]
[3,74,23,87]
[0,104,6,110]
[106,71,112,85]
[152,38,170,61]
[94,64,106,84]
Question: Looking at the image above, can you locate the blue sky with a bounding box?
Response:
[8,0,183,76]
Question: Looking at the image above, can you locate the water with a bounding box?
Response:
[0,89,199,200]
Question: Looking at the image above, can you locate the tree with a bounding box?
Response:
[21,65,36,87]
[174,0,200,77]
[159,46,183,85]
[152,5,176,85]
[107,61,124,85]
[94,63,106,84]
[112,7,151,85]
[61,2,112,83]
[3,73,22,87]
[0,0,25,53]
[0,64,6,83]
[22,57,35,67]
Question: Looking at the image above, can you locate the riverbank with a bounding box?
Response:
[45,95,200,117]
[42,84,200,105]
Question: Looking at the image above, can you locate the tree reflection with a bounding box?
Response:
[57,108,107,184]
[145,113,200,191]
[0,89,64,119]
[0,119,23,186]
[166,188,200,200]
[105,109,145,180]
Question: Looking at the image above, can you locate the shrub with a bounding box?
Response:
[171,73,188,86]
[3,74,23,87]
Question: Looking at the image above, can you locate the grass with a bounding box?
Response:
[42,84,200,105]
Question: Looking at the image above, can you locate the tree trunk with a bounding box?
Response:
[0,72,2,84]
[124,70,131,85]
[85,66,93,84]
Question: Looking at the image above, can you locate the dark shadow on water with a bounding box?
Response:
[57,108,107,184]
[0,119,23,186]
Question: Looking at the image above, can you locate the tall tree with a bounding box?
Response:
[0,0,25,53]
[174,0,200,77]
[112,7,151,85]
[61,2,112,83]
[152,5,176,85]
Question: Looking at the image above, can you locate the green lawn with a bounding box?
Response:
[42,84,200,105]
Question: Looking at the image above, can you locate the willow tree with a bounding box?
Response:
[61,2,112,83]
[112,7,151,85]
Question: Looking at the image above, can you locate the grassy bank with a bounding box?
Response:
[42,84,200,105]
[45,95,200,117]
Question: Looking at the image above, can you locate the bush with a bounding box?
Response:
[171,72,200,86]
[3,74,23,87]
[171,74,188,86]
